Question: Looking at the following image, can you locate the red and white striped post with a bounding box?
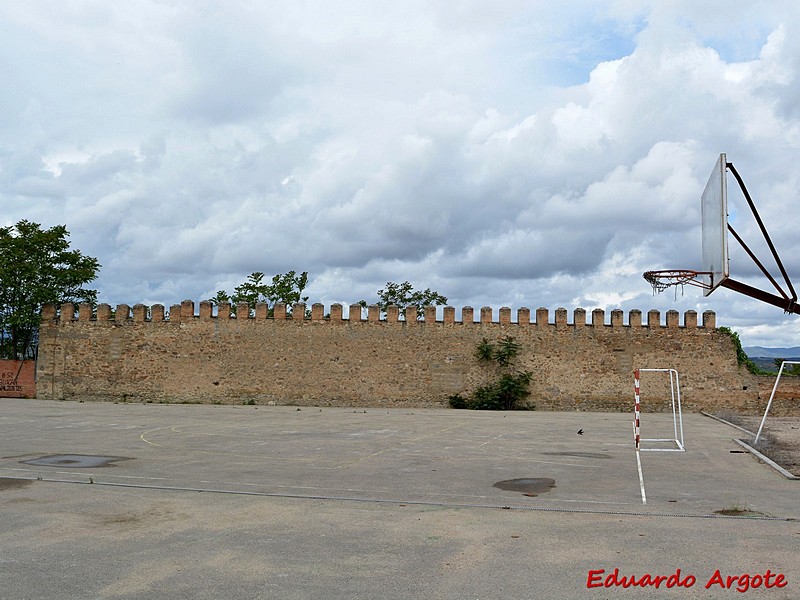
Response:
[633,368,646,503]
[633,368,641,450]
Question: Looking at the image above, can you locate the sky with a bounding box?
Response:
[3,0,800,348]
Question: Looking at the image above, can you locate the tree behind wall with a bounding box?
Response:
[360,281,448,320]
[0,220,100,359]
[210,271,309,317]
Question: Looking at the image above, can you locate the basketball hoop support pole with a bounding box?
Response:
[727,163,797,302]
[722,162,798,313]
[719,278,800,315]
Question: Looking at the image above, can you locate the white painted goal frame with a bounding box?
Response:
[754,360,800,445]
[633,368,685,452]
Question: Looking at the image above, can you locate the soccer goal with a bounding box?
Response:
[754,360,800,445]
[633,368,685,452]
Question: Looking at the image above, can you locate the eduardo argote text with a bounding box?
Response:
[587,568,788,592]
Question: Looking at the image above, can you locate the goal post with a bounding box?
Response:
[633,368,685,452]
[754,360,800,445]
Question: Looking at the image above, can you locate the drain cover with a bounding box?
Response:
[493,478,556,495]
[21,455,130,468]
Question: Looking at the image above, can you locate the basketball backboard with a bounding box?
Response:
[700,153,729,295]
[645,153,798,314]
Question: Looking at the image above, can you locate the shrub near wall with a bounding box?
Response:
[35,302,759,411]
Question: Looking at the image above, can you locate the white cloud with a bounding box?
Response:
[3,1,800,347]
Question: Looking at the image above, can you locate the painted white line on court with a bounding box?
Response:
[636,449,647,505]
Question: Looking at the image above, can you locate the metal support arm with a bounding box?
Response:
[720,278,800,314]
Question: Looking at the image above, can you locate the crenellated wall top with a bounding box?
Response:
[41,302,716,329]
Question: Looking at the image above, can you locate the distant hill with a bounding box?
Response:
[744,346,800,359]
[743,347,800,374]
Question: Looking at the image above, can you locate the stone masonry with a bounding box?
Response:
[35,302,759,411]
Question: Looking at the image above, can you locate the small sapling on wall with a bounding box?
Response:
[449,336,533,410]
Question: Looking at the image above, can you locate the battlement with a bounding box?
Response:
[42,302,716,329]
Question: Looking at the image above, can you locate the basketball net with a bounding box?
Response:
[643,270,711,297]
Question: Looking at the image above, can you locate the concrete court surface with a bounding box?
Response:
[0,399,798,599]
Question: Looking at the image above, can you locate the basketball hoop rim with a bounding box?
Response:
[643,269,713,294]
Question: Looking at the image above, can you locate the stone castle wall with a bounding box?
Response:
[35,301,759,411]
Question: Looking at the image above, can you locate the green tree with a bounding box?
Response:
[210,271,309,317]
[773,358,800,376]
[0,220,100,359]
[360,281,447,320]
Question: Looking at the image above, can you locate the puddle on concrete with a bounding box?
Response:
[493,478,556,496]
[0,478,33,491]
[541,452,610,459]
[21,455,130,468]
